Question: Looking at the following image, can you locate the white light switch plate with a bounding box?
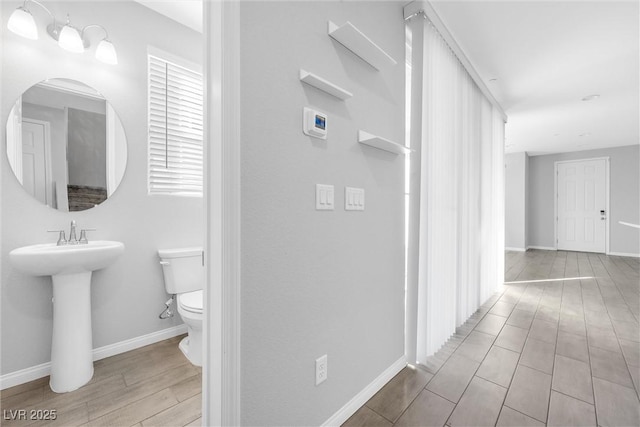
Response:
[316,184,334,210]
[345,187,365,211]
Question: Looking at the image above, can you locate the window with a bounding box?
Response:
[148,54,204,196]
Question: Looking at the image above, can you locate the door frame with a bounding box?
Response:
[554,157,610,254]
[203,1,241,426]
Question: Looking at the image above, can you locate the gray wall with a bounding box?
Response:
[505,152,528,249]
[67,108,107,188]
[528,145,640,255]
[1,1,202,375]
[239,2,405,425]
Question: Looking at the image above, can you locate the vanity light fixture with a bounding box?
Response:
[95,39,118,65]
[7,6,38,39]
[57,16,84,53]
[83,25,118,65]
[7,0,118,65]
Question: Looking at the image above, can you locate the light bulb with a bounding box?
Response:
[58,24,84,53]
[7,7,38,40]
[95,39,118,65]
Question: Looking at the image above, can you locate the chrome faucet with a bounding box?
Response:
[48,221,95,245]
[68,220,78,245]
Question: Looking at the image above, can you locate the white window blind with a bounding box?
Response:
[148,54,204,196]
[406,16,505,361]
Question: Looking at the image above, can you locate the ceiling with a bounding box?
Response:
[133,0,202,33]
[133,1,638,156]
[431,1,639,156]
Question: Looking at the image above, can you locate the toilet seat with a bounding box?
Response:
[178,290,203,314]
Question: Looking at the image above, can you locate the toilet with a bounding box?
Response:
[158,247,203,366]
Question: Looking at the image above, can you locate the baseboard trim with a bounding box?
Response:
[0,324,187,390]
[0,362,51,391]
[321,356,407,427]
[527,246,556,251]
[92,324,187,361]
[505,247,526,252]
[608,251,640,258]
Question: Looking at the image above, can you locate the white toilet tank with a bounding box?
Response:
[158,247,203,294]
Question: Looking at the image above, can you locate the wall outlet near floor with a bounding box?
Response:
[315,354,328,385]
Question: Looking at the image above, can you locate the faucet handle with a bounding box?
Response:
[79,229,96,244]
[47,230,67,246]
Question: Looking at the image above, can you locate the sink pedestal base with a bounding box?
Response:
[50,271,94,393]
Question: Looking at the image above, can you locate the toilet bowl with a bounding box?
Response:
[176,290,203,366]
[158,247,204,366]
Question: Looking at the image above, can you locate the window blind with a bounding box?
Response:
[407,16,505,361]
[148,55,204,196]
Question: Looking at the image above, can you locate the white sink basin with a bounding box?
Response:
[9,240,124,393]
[10,240,124,276]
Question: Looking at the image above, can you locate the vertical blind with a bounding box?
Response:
[148,55,204,196]
[408,16,505,360]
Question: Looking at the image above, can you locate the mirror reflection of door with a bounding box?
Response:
[21,118,52,207]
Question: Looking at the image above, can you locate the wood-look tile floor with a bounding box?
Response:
[344,250,640,427]
[0,334,201,427]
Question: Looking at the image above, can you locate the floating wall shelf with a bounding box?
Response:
[328,21,397,70]
[358,130,409,155]
[299,69,353,100]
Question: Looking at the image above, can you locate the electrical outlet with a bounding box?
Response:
[315,354,328,385]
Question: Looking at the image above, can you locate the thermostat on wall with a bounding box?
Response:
[303,107,327,139]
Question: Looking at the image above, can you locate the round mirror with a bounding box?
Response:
[6,78,127,211]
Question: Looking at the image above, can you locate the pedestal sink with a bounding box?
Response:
[9,241,124,393]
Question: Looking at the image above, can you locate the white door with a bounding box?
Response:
[21,120,51,205]
[557,159,607,253]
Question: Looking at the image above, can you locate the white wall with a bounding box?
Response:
[505,152,528,250]
[528,145,640,255]
[238,2,405,425]
[1,1,202,376]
